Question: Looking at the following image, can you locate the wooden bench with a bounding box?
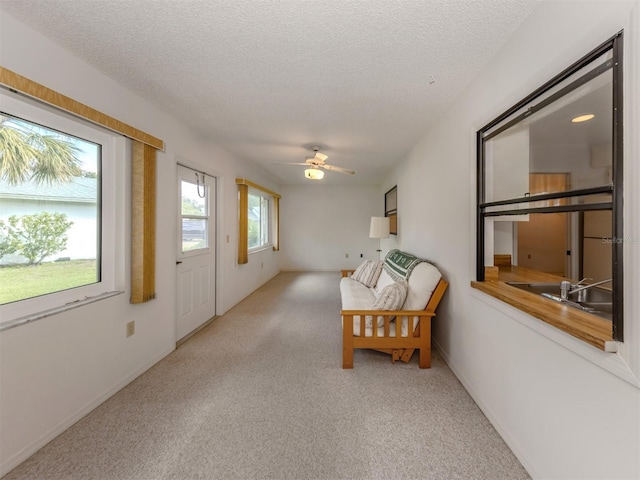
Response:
[341,269,448,368]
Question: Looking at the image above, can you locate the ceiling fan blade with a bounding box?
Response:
[314,152,328,163]
[274,162,311,166]
[322,164,356,175]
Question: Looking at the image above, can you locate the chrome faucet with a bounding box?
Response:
[560,278,612,301]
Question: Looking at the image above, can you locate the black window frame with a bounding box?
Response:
[476,31,624,341]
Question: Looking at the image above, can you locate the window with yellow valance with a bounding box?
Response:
[0,66,164,304]
[236,178,280,264]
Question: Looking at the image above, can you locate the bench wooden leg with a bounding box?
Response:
[391,349,402,363]
[342,315,354,369]
[343,346,354,368]
[418,319,431,369]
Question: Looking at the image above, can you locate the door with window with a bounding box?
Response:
[176,165,216,341]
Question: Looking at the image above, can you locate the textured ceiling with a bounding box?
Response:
[0,0,540,185]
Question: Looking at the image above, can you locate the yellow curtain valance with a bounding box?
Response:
[235,178,281,199]
[0,66,164,150]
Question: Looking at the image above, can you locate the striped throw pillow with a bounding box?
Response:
[371,280,408,328]
[351,260,383,288]
[372,280,408,311]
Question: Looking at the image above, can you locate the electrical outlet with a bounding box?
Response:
[261,262,264,269]
[345,253,349,258]
[360,253,363,258]
[126,321,135,337]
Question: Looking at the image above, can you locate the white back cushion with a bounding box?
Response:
[373,269,395,297]
[403,262,442,310]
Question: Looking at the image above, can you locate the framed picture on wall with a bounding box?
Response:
[385,186,397,235]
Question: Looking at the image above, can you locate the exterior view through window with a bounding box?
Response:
[248,191,269,250]
[180,177,209,253]
[0,112,101,306]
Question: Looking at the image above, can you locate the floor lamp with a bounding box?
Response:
[369,216,390,260]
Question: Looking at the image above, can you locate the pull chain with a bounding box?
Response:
[196,172,206,198]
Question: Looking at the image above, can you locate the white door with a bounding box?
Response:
[176,165,216,341]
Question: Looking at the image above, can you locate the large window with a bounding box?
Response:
[0,90,116,322]
[476,32,623,342]
[248,191,270,251]
[236,178,280,264]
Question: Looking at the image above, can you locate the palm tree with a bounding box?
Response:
[0,115,81,185]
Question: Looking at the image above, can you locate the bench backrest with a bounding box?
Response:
[378,249,443,311]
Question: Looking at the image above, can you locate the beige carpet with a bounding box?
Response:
[5,272,529,479]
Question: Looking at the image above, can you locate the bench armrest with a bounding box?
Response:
[341,309,435,317]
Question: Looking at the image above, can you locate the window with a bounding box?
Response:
[248,191,270,251]
[0,90,116,322]
[179,167,210,254]
[476,32,623,343]
[236,178,280,264]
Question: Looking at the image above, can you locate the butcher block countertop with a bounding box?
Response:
[471,266,614,351]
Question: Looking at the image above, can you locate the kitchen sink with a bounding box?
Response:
[506,281,612,320]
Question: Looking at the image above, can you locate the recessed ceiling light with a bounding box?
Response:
[571,114,595,123]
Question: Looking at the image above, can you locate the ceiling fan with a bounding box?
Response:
[281,146,356,179]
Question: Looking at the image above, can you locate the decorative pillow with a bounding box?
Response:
[351,260,383,288]
[372,280,408,310]
[371,280,408,328]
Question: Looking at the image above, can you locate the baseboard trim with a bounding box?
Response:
[432,339,542,480]
[176,315,218,347]
[0,346,175,477]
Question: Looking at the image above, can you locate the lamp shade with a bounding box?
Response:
[304,168,324,180]
[369,216,390,239]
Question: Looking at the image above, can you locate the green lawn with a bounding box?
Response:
[0,260,98,305]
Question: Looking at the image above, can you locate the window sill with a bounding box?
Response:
[0,291,124,332]
[248,245,273,255]
[471,267,615,352]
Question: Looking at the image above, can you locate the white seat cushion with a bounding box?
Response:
[340,277,376,310]
[340,277,396,336]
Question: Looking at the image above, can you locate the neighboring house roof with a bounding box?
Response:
[0,177,97,203]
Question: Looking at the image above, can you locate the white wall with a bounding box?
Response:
[280,184,382,270]
[0,13,280,476]
[387,1,640,479]
[0,197,98,265]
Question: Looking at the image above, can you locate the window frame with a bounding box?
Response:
[178,166,211,258]
[0,90,118,323]
[247,189,272,253]
[475,31,624,342]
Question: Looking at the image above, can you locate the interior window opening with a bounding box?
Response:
[475,31,623,345]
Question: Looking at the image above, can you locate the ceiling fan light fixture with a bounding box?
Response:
[305,168,324,180]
